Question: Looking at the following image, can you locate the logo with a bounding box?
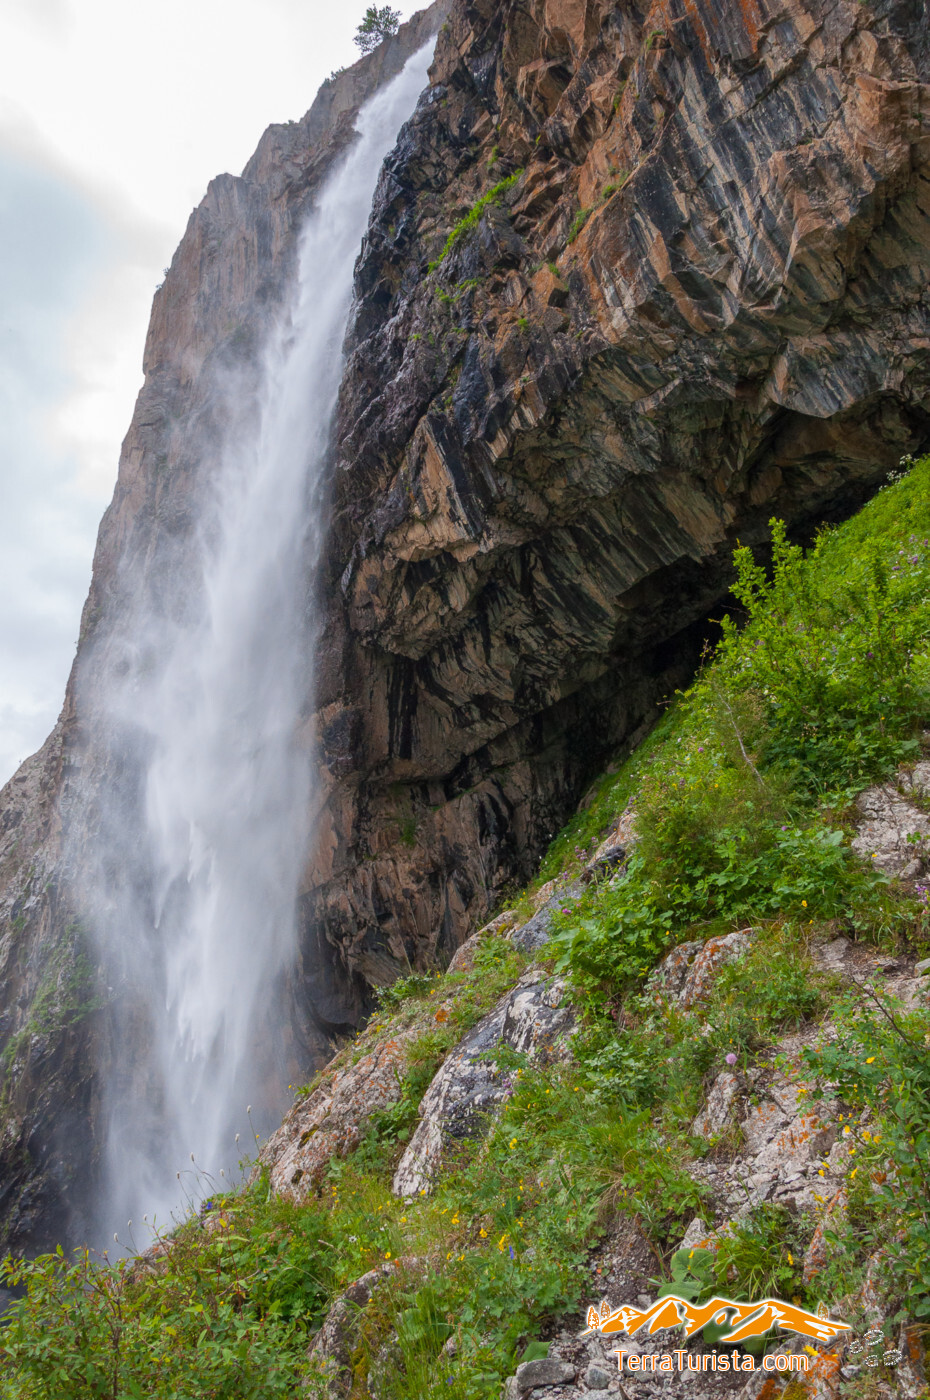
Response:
[582,1295,851,1347]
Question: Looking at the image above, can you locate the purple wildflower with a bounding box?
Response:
[725,1053,737,1066]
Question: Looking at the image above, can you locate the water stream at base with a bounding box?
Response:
[85,43,433,1244]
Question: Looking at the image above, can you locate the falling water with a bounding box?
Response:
[82,43,434,1241]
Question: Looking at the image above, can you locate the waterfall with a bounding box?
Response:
[81,43,434,1242]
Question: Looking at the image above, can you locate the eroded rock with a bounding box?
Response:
[649,930,754,1009]
[393,972,574,1196]
[263,1028,420,1201]
[851,763,930,879]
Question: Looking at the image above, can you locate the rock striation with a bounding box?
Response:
[0,0,929,1251]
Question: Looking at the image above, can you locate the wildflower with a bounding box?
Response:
[480,1228,488,1238]
[385,1251,391,1260]
[725,1052,737,1066]
[509,1139,517,1150]
[865,1056,876,1064]
[509,1245,516,1259]
[801,900,807,908]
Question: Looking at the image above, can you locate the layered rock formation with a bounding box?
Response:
[315,0,930,1001]
[1,0,929,1251]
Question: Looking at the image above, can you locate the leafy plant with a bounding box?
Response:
[655,1246,716,1301]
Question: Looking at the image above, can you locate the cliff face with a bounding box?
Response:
[311,0,930,997]
[0,0,928,1251]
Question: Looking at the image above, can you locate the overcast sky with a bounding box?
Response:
[0,0,419,785]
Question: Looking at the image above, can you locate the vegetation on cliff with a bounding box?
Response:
[2,458,930,1395]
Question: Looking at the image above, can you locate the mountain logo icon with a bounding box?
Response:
[582,1295,852,1346]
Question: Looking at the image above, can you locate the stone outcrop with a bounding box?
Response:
[851,759,930,879]
[262,1027,421,1201]
[392,970,574,1196]
[0,0,929,1252]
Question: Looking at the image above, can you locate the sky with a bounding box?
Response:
[0,0,419,785]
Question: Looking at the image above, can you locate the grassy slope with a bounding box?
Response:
[3,458,930,1397]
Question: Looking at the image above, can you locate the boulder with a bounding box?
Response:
[393,973,574,1196]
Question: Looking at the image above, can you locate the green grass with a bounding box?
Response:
[428,172,523,272]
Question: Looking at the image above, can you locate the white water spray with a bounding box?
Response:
[85,45,433,1238]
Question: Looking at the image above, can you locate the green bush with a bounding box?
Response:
[0,1188,334,1398]
[550,458,930,1003]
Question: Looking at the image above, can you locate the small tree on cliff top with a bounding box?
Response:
[354,5,401,52]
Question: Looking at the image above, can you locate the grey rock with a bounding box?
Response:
[679,1217,709,1249]
[691,1071,740,1139]
[392,973,574,1196]
[852,779,930,878]
[585,1362,614,1389]
[514,1358,576,1390]
[511,882,584,953]
[649,930,753,1010]
[915,957,930,976]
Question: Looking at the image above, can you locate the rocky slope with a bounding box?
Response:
[255,749,930,1400]
[0,0,929,1254]
[3,461,930,1397]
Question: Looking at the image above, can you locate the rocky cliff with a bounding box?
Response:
[0,0,928,1252]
